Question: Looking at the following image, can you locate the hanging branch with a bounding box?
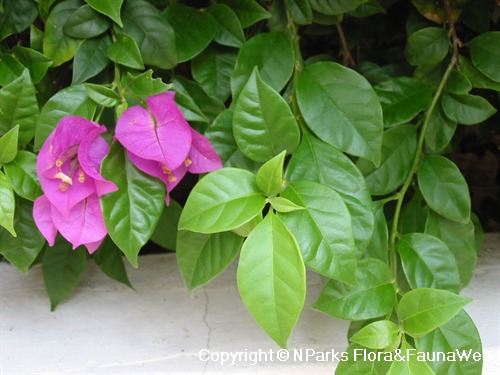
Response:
[444,0,461,69]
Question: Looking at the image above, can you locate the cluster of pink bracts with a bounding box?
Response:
[33,92,222,254]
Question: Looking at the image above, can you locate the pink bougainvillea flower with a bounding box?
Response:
[115,92,222,204]
[33,116,117,253]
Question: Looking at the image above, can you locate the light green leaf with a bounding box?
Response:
[397,233,461,292]
[0,124,18,164]
[72,35,111,84]
[297,62,383,165]
[0,69,39,146]
[0,0,38,42]
[313,258,395,320]
[374,77,433,128]
[233,68,300,162]
[179,168,266,234]
[350,320,400,350]
[100,142,166,267]
[0,170,16,237]
[92,236,132,289]
[62,4,111,38]
[279,181,356,284]
[387,340,436,375]
[256,151,286,197]
[467,31,500,82]
[43,239,88,310]
[231,31,294,99]
[441,93,496,125]
[335,343,393,374]
[125,70,171,99]
[177,230,243,291]
[85,83,121,107]
[107,33,144,70]
[0,54,24,86]
[237,213,306,348]
[418,154,471,223]
[207,3,245,47]
[285,132,374,252]
[267,196,304,213]
[85,0,123,27]
[308,0,370,15]
[165,3,217,62]
[405,27,449,66]
[3,151,42,201]
[357,125,417,196]
[397,288,471,337]
[219,0,270,28]
[11,46,53,84]
[150,200,182,251]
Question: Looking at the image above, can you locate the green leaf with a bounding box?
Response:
[445,70,472,95]
[0,69,39,146]
[92,236,132,289]
[43,239,88,310]
[313,258,395,320]
[206,4,245,47]
[357,125,417,196]
[399,192,428,235]
[397,288,471,337]
[405,27,449,66]
[100,142,166,267]
[467,31,500,82]
[165,3,216,62]
[387,340,436,375]
[72,35,111,84]
[0,198,45,273]
[374,77,433,128]
[233,68,300,162]
[290,0,313,24]
[62,4,111,38]
[364,201,389,263]
[119,0,176,69]
[418,154,471,223]
[279,181,356,284]
[35,84,97,151]
[397,233,461,293]
[219,0,270,28]
[267,196,304,213]
[285,132,374,252]
[107,33,144,70]
[150,200,182,251]
[0,170,16,237]
[177,230,243,291]
[85,83,121,107]
[424,101,457,153]
[43,0,84,67]
[237,213,306,348]
[425,212,477,289]
[85,0,123,27]
[347,0,386,17]
[11,46,53,84]
[179,168,266,234]
[191,44,237,103]
[0,124,18,164]
[441,93,496,125]
[0,0,38,42]
[459,55,500,91]
[231,32,294,99]
[0,54,24,86]
[350,320,400,350]
[3,151,42,201]
[297,62,383,165]
[256,151,286,197]
[415,310,483,375]
[308,0,370,15]
[335,343,393,374]
[30,24,45,54]
[231,213,262,237]
[125,70,171,99]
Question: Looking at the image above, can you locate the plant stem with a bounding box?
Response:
[388,59,456,283]
[284,0,303,120]
[444,0,461,69]
[336,22,356,67]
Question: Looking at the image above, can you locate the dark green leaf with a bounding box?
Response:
[441,93,496,125]
[375,77,433,128]
[0,198,45,273]
[399,192,428,234]
[233,68,300,162]
[418,154,471,223]
[119,0,176,69]
[364,201,388,263]
[0,54,24,86]
[63,4,111,38]
[219,0,270,28]
[290,0,313,24]
[445,70,472,95]
[424,101,457,153]
[207,3,245,47]
[35,84,97,151]
[150,199,182,251]
[179,168,266,234]
[177,230,243,291]
[256,151,286,197]
[30,24,44,53]
[459,56,500,91]
[347,0,386,17]
[11,46,53,84]
[0,124,18,164]
[0,170,16,236]
[85,83,122,107]
[0,69,38,146]
[72,35,111,84]
[231,31,294,99]
[237,213,306,348]
[0,0,38,42]
[297,62,383,165]
[100,142,166,267]
[405,27,449,66]
[3,151,42,201]
[398,288,471,337]
[313,258,395,320]
[397,233,461,292]
[350,320,400,350]
[92,236,132,288]
[279,181,356,284]
[43,238,88,310]
[467,31,500,82]
[85,0,123,27]
[107,33,144,70]
[308,0,370,15]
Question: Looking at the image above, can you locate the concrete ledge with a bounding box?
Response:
[1,233,499,374]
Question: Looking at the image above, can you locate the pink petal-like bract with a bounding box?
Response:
[188,129,223,174]
[33,195,57,246]
[51,194,107,251]
[115,92,192,171]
